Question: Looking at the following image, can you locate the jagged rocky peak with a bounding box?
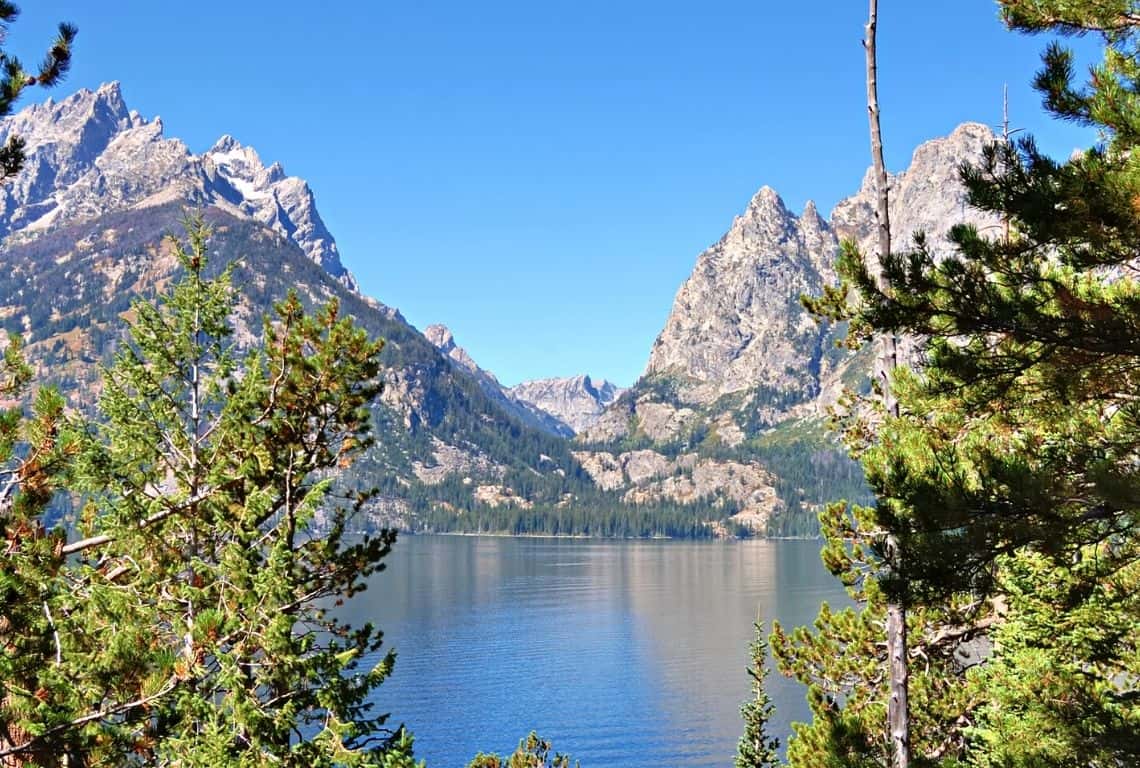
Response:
[424,323,481,378]
[509,375,626,434]
[723,185,797,248]
[1,81,138,142]
[203,133,351,287]
[0,81,199,237]
[832,121,999,259]
[628,121,998,429]
[423,323,455,351]
[0,82,357,290]
[423,323,483,376]
[643,180,835,406]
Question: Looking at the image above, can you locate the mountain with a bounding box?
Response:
[579,123,1000,535]
[422,323,575,437]
[423,323,625,435]
[509,375,624,434]
[2,83,722,536]
[0,82,356,290]
[0,82,1004,538]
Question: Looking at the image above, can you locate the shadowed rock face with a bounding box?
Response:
[0,81,356,289]
[422,323,577,437]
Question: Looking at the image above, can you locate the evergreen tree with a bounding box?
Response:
[0,341,80,765]
[467,732,577,768]
[736,616,779,768]
[0,2,77,180]
[0,216,420,766]
[797,1,1140,765]
[771,503,982,768]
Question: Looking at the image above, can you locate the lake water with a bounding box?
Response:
[347,535,848,767]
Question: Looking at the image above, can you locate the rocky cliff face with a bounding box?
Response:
[639,122,996,416]
[0,82,356,289]
[643,188,836,407]
[589,122,998,438]
[583,122,1001,533]
[509,375,624,434]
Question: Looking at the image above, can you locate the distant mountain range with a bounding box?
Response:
[0,82,997,536]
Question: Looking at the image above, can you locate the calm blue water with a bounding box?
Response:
[345,535,847,767]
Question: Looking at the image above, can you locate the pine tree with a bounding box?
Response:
[467,732,577,768]
[0,216,420,766]
[0,2,77,180]
[799,1,1140,765]
[771,503,982,767]
[0,22,78,759]
[736,616,779,768]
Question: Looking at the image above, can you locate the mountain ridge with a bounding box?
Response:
[577,121,1000,534]
[0,82,1002,537]
[0,81,357,290]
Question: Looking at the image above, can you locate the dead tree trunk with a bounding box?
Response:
[863,2,909,767]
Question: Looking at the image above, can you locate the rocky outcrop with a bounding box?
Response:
[644,187,835,407]
[204,135,351,285]
[598,122,1000,436]
[472,484,534,509]
[0,82,357,289]
[509,375,625,433]
[573,448,783,532]
[412,437,506,485]
[831,122,1000,261]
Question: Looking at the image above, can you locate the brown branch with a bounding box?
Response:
[0,678,179,760]
[61,487,214,555]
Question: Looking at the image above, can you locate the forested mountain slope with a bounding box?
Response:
[0,84,725,537]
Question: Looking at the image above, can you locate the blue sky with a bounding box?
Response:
[13,2,1097,386]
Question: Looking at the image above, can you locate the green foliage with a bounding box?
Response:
[467,732,577,768]
[0,3,76,181]
[0,216,419,765]
[736,618,779,768]
[788,2,1140,765]
[966,550,1140,767]
[772,503,982,767]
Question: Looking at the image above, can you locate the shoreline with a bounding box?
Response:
[399,530,822,542]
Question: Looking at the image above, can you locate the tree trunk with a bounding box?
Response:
[864,2,909,767]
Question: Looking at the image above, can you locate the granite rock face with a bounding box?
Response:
[572,448,783,533]
[643,187,836,407]
[589,122,1000,442]
[509,375,625,434]
[0,82,356,289]
[582,123,1002,533]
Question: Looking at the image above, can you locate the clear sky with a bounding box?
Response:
[11,2,1097,387]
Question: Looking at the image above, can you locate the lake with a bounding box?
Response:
[347,534,848,767]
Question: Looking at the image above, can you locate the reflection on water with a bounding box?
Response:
[345,535,847,767]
